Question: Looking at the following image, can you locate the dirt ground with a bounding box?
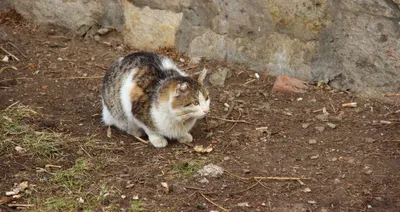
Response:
[1,10,399,212]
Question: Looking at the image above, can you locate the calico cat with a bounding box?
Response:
[101,52,210,148]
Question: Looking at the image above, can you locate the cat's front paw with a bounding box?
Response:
[177,133,193,144]
[149,135,168,148]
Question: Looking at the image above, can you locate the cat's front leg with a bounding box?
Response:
[146,131,168,148]
[177,133,193,144]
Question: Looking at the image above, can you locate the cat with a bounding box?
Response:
[101,52,210,148]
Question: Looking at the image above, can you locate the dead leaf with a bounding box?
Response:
[272,75,308,93]
[161,182,169,194]
[41,85,48,89]
[6,181,28,196]
[107,126,112,138]
[194,145,213,153]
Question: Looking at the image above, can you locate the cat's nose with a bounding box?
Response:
[203,108,209,114]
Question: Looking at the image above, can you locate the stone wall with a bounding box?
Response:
[6,0,400,97]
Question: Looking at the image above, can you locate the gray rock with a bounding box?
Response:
[310,154,320,160]
[97,28,111,35]
[334,178,341,184]
[302,123,310,129]
[315,126,326,133]
[198,164,224,178]
[316,114,329,122]
[364,138,376,143]
[308,139,317,144]
[327,123,337,129]
[209,68,229,86]
[198,177,209,184]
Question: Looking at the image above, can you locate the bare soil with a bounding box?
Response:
[1,10,399,212]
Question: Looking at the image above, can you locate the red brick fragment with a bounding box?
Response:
[271,75,308,93]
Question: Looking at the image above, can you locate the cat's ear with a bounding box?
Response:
[174,82,189,97]
[191,68,207,85]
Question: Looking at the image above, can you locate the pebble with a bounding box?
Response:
[198,164,224,177]
[199,177,209,184]
[327,123,337,129]
[364,138,375,143]
[223,156,230,161]
[363,169,373,175]
[97,28,110,35]
[303,188,311,193]
[302,123,310,129]
[334,178,341,184]
[307,200,316,204]
[209,67,231,86]
[310,154,320,160]
[94,35,101,42]
[316,114,329,122]
[367,205,372,209]
[309,139,317,144]
[237,202,250,207]
[331,157,338,162]
[243,169,251,174]
[315,126,325,132]
[320,208,328,212]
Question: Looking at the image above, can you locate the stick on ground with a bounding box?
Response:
[0,46,20,61]
[200,192,229,212]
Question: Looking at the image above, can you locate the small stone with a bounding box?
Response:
[315,126,325,132]
[198,164,224,178]
[121,195,126,199]
[347,158,355,164]
[199,177,209,184]
[320,208,328,212]
[303,188,311,193]
[363,169,373,175]
[230,140,240,147]
[223,156,230,161]
[310,154,320,160]
[316,114,329,122]
[364,138,375,143]
[97,28,110,35]
[261,202,266,206]
[302,123,310,129]
[243,169,251,174]
[237,202,250,207]
[307,200,316,204]
[15,146,27,153]
[367,205,372,209]
[331,157,338,162]
[334,178,341,184]
[327,123,336,129]
[94,35,101,42]
[375,197,383,201]
[308,139,317,144]
[78,197,84,203]
[209,68,230,86]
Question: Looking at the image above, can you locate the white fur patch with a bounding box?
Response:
[161,58,187,76]
[101,100,114,126]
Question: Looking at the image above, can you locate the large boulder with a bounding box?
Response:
[312,0,400,96]
[9,0,105,31]
[177,0,400,97]
[122,0,184,50]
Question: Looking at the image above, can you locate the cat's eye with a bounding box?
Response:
[193,101,199,106]
[184,103,192,107]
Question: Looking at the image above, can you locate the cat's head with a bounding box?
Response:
[159,69,210,120]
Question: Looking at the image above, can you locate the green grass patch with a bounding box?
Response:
[0,105,66,158]
[130,200,144,212]
[53,158,91,191]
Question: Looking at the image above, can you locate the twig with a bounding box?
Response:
[52,76,103,80]
[227,110,242,132]
[223,101,235,119]
[225,169,310,181]
[5,101,20,111]
[8,204,35,207]
[200,192,229,212]
[244,79,256,85]
[184,186,207,191]
[382,93,400,97]
[7,42,28,59]
[0,66,18,73]
[231,181,259,195]
[134,136,149,145]
[0,46,19,61]
[79,146,92,158]
[208,116,251,124]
